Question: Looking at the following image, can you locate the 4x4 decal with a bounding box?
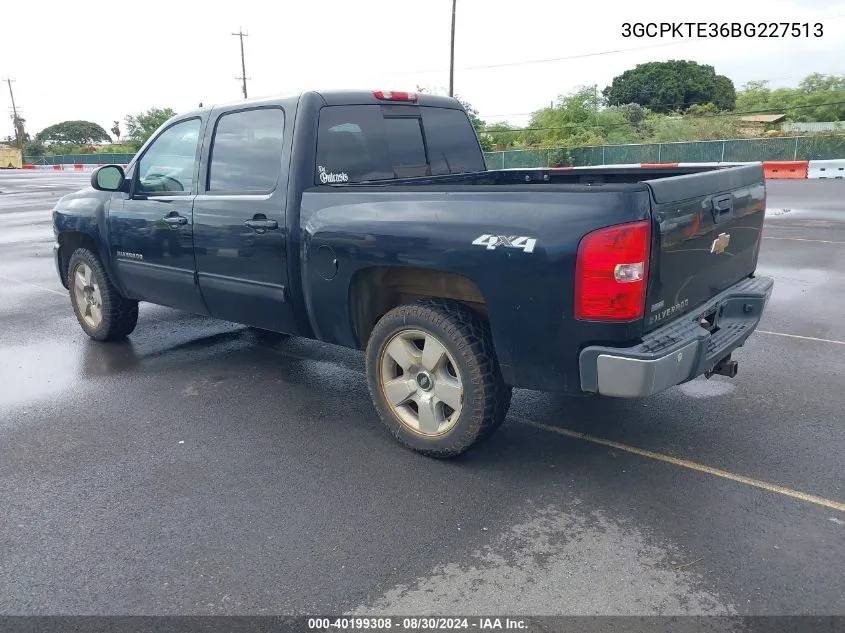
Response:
[471,234,537,254]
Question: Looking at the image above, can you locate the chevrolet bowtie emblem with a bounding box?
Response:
[710,232,731,254]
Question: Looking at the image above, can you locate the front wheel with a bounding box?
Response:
[68,248,139,341]
[365,299,512,458]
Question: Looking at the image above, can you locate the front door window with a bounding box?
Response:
[137,119,201,194]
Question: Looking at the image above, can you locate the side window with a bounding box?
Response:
[419,107,486,175]
[207,108,285,193]
[137,118,201,194]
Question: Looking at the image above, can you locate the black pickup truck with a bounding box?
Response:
[52,89,773,457]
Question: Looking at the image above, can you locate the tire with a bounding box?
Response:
[67,248,139,341]
[365,299,512,458]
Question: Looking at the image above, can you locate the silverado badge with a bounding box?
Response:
[710,232,731,254]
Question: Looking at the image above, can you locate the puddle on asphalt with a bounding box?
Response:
[0,338,79,414]
[753,266,832,302]
[677,377,736,399]
[348,504,734,616]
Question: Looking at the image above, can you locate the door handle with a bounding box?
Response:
[163,214,188,226]
[244,218,278,230]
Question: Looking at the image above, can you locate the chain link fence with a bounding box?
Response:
[23,135,845,169]
[484,134,845,169]
[23,153,135,165]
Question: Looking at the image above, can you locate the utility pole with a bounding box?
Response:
[448,0,456,97]
[3,77,21,147]
[232,28,250,99]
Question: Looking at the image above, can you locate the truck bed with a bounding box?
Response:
[328,164,733,188]
[311,163,767,339]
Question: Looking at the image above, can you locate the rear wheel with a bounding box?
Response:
[365,299,512,458]
[68,248,139,341]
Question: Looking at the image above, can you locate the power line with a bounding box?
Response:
[409,11,845,76]
[407,39,699,76]
[232,28,250,99]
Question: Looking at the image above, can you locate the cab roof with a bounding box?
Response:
[181,89,464,118]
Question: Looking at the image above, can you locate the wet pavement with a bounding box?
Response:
[0,172,844,615]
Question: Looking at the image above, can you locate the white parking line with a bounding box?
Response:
[757,330,845,346]
[0,273,66,296]
[518,418,845,514]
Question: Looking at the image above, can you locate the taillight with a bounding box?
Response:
[373,90,419,102]
[575,220,651,321]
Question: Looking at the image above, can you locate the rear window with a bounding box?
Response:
[420,107,487,176]
[315,104,485,185]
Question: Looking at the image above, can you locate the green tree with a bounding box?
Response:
[735,74,845,122]
[603,60,736,113]
[35,120,111,145]
[455,96,492,150]
[519,86,631,148]
[124,107,176,149]
[484,122,522,150]
[23,139,46,157]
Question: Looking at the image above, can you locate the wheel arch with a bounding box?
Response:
[56,231,101,289]
[349,266,489,350]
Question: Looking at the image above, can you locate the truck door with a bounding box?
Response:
[191,105,299,334]
[107,116,208,315]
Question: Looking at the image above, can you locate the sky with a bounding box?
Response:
[3,0,845,141]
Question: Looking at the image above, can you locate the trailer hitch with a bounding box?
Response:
[705,354,739,379]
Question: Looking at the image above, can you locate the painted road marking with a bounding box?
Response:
[517,418,845,514]
[0,273,66,296]
[757,330,845,346]
[763,237,845,245]
[0,274,176,324]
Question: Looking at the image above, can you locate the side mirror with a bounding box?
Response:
[91,165,126,192]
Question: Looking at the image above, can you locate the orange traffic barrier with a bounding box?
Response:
[763,161,808,179]
[641,162,679,168]
[21,164,36,170]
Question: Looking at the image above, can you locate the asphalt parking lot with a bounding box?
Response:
[0,171,843,617]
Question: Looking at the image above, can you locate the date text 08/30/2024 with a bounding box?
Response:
[307,617,529,631]
[622,22,823,38]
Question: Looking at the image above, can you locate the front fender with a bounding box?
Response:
[52,187,123,291]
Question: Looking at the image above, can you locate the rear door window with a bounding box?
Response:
[315,104,484,185]
[207,107,285,193]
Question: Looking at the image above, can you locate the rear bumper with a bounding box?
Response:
[579,275,774,397]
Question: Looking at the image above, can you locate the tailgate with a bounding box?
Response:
[643,164,766,332]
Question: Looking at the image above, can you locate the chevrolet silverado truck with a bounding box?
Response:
[52,89,773,457]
